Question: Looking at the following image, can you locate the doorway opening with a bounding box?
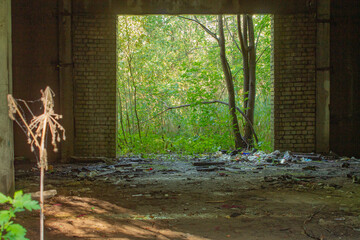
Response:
[116,15,273,156]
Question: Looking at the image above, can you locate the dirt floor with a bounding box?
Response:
[13,152,360,240]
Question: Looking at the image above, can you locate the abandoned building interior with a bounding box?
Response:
[0,0,360,239]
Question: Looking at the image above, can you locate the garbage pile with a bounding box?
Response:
[213,149,356,164]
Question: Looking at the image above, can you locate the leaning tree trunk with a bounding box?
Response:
[218,15,246,149]
[237,14,256,146]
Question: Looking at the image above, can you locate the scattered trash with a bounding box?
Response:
[292,153,321,161]
[15,151,360,187]
[282,151,292,163]
[301,158,312,162]
[248,155,259,162]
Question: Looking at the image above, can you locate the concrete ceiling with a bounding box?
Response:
[72,0,316,15]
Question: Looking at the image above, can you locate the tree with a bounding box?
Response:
[237,15,256,145]
[180,15,247,149]
[218,15,247,149]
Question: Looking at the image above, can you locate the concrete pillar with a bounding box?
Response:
[316,0,330,153]
[0,0,14,194]
[59,0,74,162]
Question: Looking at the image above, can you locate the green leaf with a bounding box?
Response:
[0,193,10,204]
[18,193,40,211]
[0,210,11,226]
[23,199,40,211]
[13,190,23,200]
[3,223,28,240]
[13,191,25,209]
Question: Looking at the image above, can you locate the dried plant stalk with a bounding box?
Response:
[8,86,65,240]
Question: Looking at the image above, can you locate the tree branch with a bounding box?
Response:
[256,45,270,64]
[246,15,255,51]
[237,15,248,55]
[225,17,241,53]
[255,22,265,51]
[178,15,219,42]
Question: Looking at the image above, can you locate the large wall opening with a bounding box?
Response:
[116,15,273,155]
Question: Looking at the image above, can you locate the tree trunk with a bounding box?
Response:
[240,15,250,111]
[244,15,256,144]
[128,57,142,140]
[218,15,246,149]
[237,14,256,146]
[117,88,128,145]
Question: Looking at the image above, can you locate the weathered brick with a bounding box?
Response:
[272,13,316,152]
[73,14,116,157]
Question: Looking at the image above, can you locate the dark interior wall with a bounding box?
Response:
[12,0,60,161]
[330,1,360,157]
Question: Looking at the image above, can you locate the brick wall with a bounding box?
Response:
[272,14,316,152]
[73,14,117,157]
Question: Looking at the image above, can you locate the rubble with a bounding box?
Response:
[15,151,360,188]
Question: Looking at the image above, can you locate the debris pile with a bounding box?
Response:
[15,151,360,186]
[214,150,334,164]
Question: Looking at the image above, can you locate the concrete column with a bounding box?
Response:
[316,0,330,153]
[0,0,14,194]
[59,0,74,162]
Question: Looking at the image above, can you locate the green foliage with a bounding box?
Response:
[117,15,273,155]
[253,96,272,152]
[0,191,40,240]
[118,131,233,155]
